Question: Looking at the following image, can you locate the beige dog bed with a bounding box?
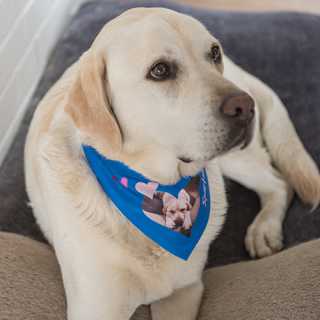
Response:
[1,231,319,320]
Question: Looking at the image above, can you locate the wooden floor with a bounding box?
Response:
[174,0,320,14]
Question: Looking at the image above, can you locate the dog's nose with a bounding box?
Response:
[175,218,184,227]
[220,93,255,123]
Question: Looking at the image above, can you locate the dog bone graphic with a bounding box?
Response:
[135,181,159,199]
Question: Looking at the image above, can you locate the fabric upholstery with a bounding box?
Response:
[1,232,319,320]
[0,1,320,268]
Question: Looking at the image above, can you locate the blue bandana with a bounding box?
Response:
[83,145,211,260]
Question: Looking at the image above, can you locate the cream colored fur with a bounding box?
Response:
[24,8,320,320]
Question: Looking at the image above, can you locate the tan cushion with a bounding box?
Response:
[0,232,65,320]
[199,240,320,320]
[1,232,320,320]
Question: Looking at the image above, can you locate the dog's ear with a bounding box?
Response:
[162,193,176,208]
[178,189,190,203]
[65,48,122,156]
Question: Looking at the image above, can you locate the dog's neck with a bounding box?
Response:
[117,143,206,185]
[83,132,206,184]
[118,144,181,184]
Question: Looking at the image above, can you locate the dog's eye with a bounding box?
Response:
[211,45,221,64]
[148,62,171,81]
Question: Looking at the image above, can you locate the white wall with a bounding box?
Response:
[0,0,86,165]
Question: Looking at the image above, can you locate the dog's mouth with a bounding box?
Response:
[179,152,216,164]
[179,153,216,165]
[229,128,248,150]
[234,122,254,150]
[179,122,253,165]
[179,157,193,163]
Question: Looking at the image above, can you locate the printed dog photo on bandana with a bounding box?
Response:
[135,177,200,236]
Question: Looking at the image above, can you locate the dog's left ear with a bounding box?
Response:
[163,193,176,207]
[65,48,122,156]
[178,189,190,202]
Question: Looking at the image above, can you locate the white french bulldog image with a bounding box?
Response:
[162,190,193,233]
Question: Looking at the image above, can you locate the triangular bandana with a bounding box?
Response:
[82,145,211,260]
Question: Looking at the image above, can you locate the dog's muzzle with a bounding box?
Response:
[220,92,255,149]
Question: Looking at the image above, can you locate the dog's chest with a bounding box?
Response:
[136,162,227,300]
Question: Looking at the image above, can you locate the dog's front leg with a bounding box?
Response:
[54,234,144,320]
[218,148,293,258]
[150,281,203,320]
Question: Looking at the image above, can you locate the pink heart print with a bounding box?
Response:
[120,177,128,188]
[135,181,159,199]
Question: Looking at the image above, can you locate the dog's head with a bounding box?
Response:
[66,8,254,178]
[162,190,192,230]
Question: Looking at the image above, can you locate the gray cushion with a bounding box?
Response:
[0,0,320,267]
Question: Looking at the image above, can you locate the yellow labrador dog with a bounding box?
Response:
[25,8,320,320]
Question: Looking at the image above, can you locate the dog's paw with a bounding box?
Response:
[245,216,283,258]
